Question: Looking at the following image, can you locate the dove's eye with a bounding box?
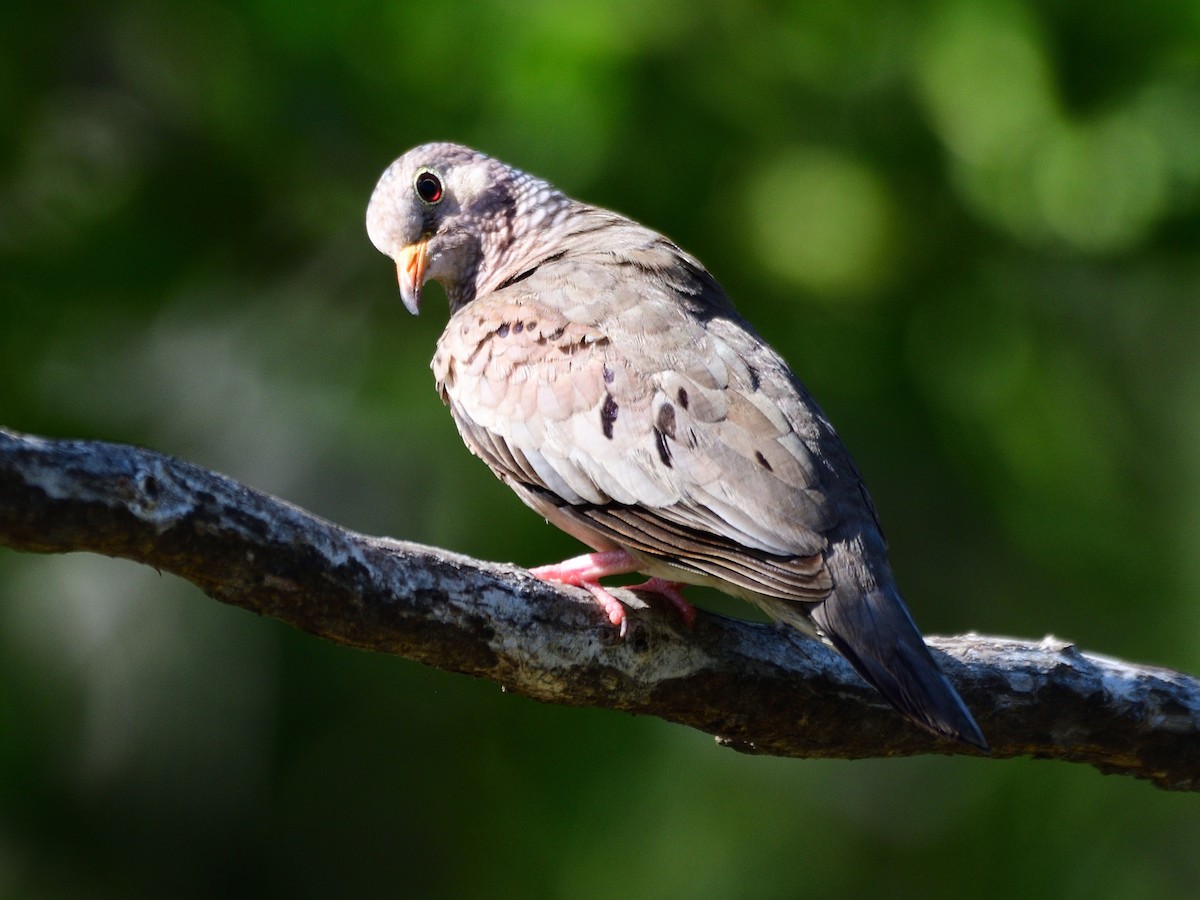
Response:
[415,170,444,205]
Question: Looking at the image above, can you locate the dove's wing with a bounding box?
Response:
[432,228,873,604]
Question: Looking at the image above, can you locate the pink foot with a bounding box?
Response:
[528,552,697,634]
[529,550,641,636]
[627,578,696,628]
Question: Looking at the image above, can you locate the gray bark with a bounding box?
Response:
[1,428,1196,791]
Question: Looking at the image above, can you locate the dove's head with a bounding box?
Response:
[366,142,567,315]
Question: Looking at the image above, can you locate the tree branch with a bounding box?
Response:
[1,428,1196,791]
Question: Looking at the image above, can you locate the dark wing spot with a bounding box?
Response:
[755,450,773,472]
[513,321,524,334]
[747,365,761,392]
[654,428,673,467]
[497,267,538,290]
[560,334,609,355]
[498,252,567,291]
[547,325,567,341]
[656,402,677,439]
[600,394,619,439]
[465,331,495,364]
[677,387,689,409]
[602,364,615,384]
[496,323,510,337]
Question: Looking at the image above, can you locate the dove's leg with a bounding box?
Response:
[529,551,696,634]
[530,550,637,633]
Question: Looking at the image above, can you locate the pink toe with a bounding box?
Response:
[529,552,636,634]
[628,578,697,628]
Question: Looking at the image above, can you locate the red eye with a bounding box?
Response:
[415,170,443,204]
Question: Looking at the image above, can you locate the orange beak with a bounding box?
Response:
[397,236,430,315]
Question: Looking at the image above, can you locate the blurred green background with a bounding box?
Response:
[2,0,1199,896]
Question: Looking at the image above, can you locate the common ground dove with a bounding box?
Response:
[366,142,987,750]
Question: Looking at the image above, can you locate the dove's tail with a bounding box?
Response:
[809,586,989,751]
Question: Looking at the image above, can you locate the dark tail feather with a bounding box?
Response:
[811,587,988,751]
